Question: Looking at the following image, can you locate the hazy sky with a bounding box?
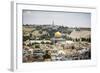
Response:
[22,10,91,28]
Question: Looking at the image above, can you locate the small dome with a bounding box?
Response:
[55,31,62,38]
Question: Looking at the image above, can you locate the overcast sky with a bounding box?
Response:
[22,10,91,28]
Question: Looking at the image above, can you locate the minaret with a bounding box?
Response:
[61,24,63,33]
[52,20,54,26]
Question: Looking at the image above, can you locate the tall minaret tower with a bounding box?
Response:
[52,20,54,26]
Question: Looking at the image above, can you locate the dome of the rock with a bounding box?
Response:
[55,31,62,38]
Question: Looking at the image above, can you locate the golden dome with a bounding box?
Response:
[55,31,62,38]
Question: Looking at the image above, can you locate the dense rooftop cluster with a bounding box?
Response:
[23,24,91,62]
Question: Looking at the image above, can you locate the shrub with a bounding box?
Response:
[41,41,45,44]
[35,44,40,48]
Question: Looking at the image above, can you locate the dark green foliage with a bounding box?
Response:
[23,36,30,41]
[35,44,40,48]
[45,42,50,44]
[75,38,80,42]
[27,43,32,47]
[71,45,75,49]
[81,37,91,42]
[41,41,45,44]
